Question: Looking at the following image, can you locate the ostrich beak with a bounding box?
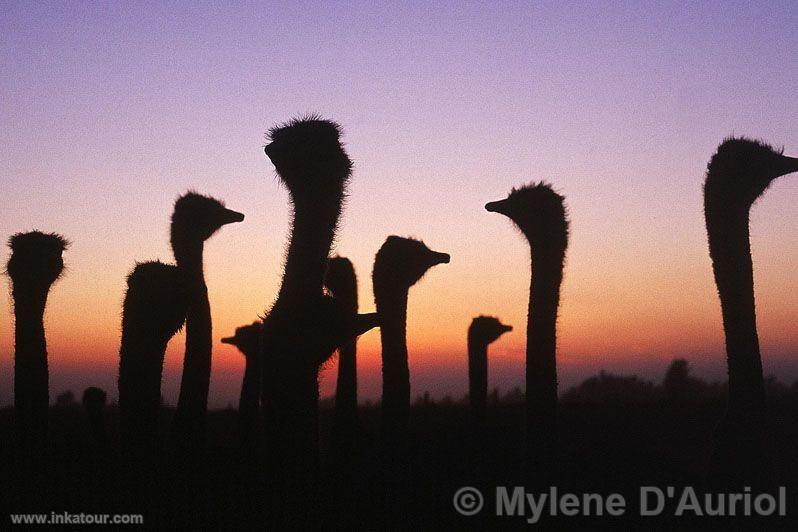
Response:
[352,312,380,337]
[221,209,245,225]
[501,324,513,333]
[430,251,450,265]
[220,336,235,345]
[264,143,276,161]
[776,155,798,177]
[485,199,508,214]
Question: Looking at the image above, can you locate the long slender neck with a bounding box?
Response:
[173,237,205,279]
[375,283,410,442]
[467,333,489,428]
[12,282,51,442]
[13,285,48,358]
[240,351,261,408]
[239,349,261,445]
[118,324,171,443]
[526,245,564,436]
[279,192,343,305]
[706,205,764,412]
[334,286,358,420]
[172,235,212,448]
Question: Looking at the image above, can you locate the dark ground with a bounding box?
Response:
[2,395,798,530]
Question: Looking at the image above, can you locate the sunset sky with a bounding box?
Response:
[1,1,797,408]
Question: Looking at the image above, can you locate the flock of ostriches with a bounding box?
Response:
[4,116,798,522]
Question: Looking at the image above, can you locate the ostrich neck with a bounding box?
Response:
[706,206,764,411]
[173,236,212,442]
[118,325,171,441]
[334,285,359,416]
[119,329,170,407]
[376,285,410,407]
[526,246,564,430]
[279,193,343,304]
[467,335,489,411]
[12,285,49,359]
[12,283,51,440]
[173,238,205,278]
[241,351,261,405]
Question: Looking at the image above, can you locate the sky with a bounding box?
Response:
[1,1,797,408]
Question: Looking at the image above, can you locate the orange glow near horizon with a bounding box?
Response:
[2,2,797,408]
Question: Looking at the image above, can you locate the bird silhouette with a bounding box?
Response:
[221,321,263,446]
[372,236,449,450]
[486,183,569,486]
[324,256,361,458]
[7,231,68,448]
[468,316,512,436]
[262,116,378,522]
[169,192,244,452]
[704,137,798,487]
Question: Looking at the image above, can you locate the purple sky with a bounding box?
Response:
[1,1,797,407]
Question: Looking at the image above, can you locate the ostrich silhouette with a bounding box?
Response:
[486,183,569,484]
[704,137,798,487]
[262,116,378,503]
[169,192,244,451]
[221,321,262,446]
[82,386,108,445]
[468,316,512,435]
[372,236,449,449]
[118,261,188,456]
[324,256,360,456]
[7,231,68,447]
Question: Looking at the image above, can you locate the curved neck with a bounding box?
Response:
[706,205,764,411]
[279,193,343,305]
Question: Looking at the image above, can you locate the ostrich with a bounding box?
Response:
[486,183,569,484]
[169,192,244,451]
[704,137,798,486]
[468,316,512,435]
[221,321,263,446]
[372,236,450,449]
[82,386,108,445]
[118,261,189,455]
[262,116,378,501]
[324,256,360,456]
[7,231,68,447]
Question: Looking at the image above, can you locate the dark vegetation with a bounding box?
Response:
[3,362,798,528]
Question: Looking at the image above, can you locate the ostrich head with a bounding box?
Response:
[372,236,450,291]
[82,386,107,418]
[325,256,357,303]
[704,137,798,213]
[264,116,352,199]
[485,183,569,253]
[7,231,69,292]
[171,192,244,248]
[124,261,189,342]
[265,296,379,368]
[469,316,513,345]
[221,321,262,358]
